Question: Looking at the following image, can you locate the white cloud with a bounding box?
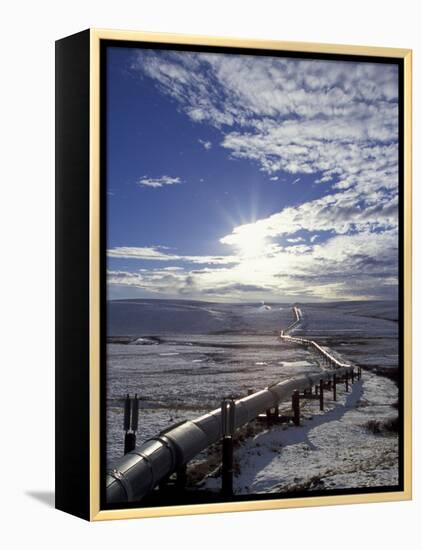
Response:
[198,139,212,150]
[106,182,398,300]
[108,226,398,301]
[138,175,181,188]
[107,246,238,265]
[108,246,178,261]
[131,50,398,203]
[286,236,304,243]
[120,50,400,301]
[220,188,398,250]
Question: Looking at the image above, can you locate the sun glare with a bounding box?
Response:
[234,226,268,259]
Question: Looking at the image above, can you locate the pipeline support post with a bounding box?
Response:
[221,397,235,497]
[123,394,139,454]
[123,394,130,431]
[292,390,300,426]
[123,394,135,454]
[124,432,136,455]
[131,393,139,432]
[345,371,349,392]
[319,379,324,411]
[333,374,337,401]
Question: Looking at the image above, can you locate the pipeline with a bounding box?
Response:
[281,305,302,335]
[106,370,353,503]
[280,306,350,369]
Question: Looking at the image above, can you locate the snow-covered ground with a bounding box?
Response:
[292,302,398,370]
[200,371,398,493]
[106,334,318,467]
[106,302,311,467]
[107,299,399,492]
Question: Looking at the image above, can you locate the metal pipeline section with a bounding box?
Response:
[281,335,350,368]
[106,365,353,504]
[280,307,349,368]
[281,306,302,335]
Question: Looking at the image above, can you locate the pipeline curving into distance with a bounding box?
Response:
[106,307,353,504]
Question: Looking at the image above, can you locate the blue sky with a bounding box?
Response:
[106,46,399,302]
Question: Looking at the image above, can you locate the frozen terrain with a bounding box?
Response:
[107,301,314,467]
[200,370,398,493]
[292,302,399,372]
[106,299,399,492]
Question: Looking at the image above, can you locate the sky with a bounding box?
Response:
[106,46,399,303]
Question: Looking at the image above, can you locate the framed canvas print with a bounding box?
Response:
[55,29,412,521]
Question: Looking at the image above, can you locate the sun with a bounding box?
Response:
[233,225,268,259]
